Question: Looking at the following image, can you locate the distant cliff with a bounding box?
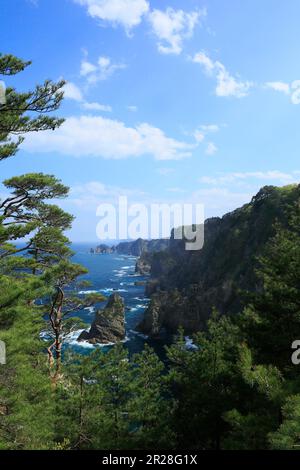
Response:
[116,238,169,256]
[91,238,169,257]
[138,184,300,337]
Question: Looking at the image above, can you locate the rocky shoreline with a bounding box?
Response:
[85,185,300,342]
[137,185,299,338]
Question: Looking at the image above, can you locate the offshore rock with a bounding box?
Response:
[78,293,125,344]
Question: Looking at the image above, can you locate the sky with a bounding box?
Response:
[1,0,300,241]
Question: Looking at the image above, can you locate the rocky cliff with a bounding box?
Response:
[78,293,125,344]
[116,238,169,256]
[137,184,300,337]
[135,251,152,275]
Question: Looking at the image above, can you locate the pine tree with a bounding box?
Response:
[240,194,300,375]
[0,53,64,161]
[167,315,240,449]
[0,53,99,449]
[128,344,175,449]
[269,394,300,449]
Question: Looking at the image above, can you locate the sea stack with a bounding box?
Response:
[78,293,125,344]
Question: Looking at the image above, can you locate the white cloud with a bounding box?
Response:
[265,80,300,104]
[199,124,219,133]
[205,142,217,156]
[63,82,84,102]
[193,51,215,73]
[291,80,300,104]
[193,123,220,142]
[149,7,204,55]
[215,63,252,98]
[22,115,193,161]
[80,60,98,76]
[193,124,220,154]
[82,102,112,112]
[80,56,126,83]
[194,130,205,143]
[127,105,138,112]
[199,170,298,186]
[193,51,252,98]
[265,81,290,95]
[62,81,112,112]
[74,0,149,34]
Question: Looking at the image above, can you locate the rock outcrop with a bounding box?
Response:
[90,244,116,254]
[135,252,152,275]
[78,293,125,344]
[137,184,300,337]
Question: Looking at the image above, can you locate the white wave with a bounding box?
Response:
[64,329,130,349]
[128,307,138,312]
[100,287,128,293]
[133,297,147,302]
[129,329,149,340]
[78,289,99,295]
[40,330,51,341]
[184,336,198,351]
[84,306,95,313]
[64,329,95,349]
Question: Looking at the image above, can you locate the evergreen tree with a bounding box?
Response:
[167,315,241,449]
[0,53,99,449]
[240,194,300,374]
[0,53,64,161]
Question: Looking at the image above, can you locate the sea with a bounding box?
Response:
[63,243,173,359]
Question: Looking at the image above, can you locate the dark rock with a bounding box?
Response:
[145,279,160,296]
[78,293,125,344]
[135,252,151,275]
[93,244,116,254]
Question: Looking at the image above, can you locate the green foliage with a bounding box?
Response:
[270,395,300,449]
[166,314,241,449]
[0,53,65,161]
[53,345,174,450]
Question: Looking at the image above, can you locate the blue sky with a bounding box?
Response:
[1,0,300,241]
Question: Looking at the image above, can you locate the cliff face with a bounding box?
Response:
[116,238,169,256]
[78,293,125,344]
[135,252,152,275]
[137,185,300,337]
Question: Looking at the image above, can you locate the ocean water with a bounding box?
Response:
[64,243,171,358]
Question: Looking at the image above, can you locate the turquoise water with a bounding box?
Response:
[65,243,171,358]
